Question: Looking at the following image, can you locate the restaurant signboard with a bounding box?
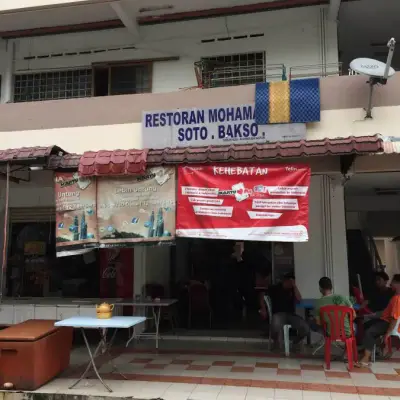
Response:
[142,104,306,149]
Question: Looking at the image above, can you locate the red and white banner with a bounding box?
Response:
[177,164,311,242]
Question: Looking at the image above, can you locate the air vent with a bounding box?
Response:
[22,45,138,61]
[370,42,388,47]
[373,52,387,58]
[375,188,400,196]
[201,32,264,44]
[139,5,174,13]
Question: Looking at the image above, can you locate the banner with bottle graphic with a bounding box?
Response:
[55,172,98,254]
[177,163,310,242]
[97,166,176,247]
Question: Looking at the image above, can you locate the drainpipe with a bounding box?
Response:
[0,163,10,304]
[328,0,341,22]
[1,40,15,104]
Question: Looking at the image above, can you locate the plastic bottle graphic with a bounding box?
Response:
[155,208,164,238]
[148,211,155,237]
[80,212,88,240]
[73,215,79,241]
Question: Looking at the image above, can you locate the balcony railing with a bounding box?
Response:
[194,61,346,89]
[289,63,343,79]
[194,60,286,89]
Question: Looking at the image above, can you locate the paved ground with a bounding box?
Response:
[35,340,400,399]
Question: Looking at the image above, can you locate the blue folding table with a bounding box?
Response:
[55,316,146,392]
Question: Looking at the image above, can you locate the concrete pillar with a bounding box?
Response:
[294,175,349,298]
[330,177,349,295]
[1,40,15,104]
[294,175,325,298]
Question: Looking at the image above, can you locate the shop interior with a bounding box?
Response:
[5,210,294,338]
[159,239,295,337]
[2,168,293,338]
[7,221,100,298]
[344,171,400,298]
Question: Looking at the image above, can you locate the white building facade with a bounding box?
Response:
[0,0,399,325]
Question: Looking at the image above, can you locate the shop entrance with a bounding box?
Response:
[344,171,400,299]
[162,239,295,338]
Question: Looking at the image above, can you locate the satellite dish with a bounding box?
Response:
[349,37,396,119]
[350,58,395,79]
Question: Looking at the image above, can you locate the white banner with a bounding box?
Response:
[142,103,306,149]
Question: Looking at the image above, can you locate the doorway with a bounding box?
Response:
[166,239,295,338]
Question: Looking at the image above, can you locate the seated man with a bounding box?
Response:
[314,277,355,336]
[261,273,309,348]
[363,271,394,316]
[357,274,400,367]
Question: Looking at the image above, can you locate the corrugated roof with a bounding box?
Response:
[48,153,81,169]
[79,149,149,177]
[0,146,66,164]
[381,136,400,154]
[48,135,384,175]
[147,135,383,164]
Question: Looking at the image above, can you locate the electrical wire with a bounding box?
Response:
[0,163,10,305]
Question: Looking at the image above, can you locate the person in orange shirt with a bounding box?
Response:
[356,274,400,367]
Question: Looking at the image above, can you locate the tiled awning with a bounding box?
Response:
[78,149,149,177]
[381,136,400,154]
[48,135,384,175]
[147,135,383,164]
[0,146,66,164]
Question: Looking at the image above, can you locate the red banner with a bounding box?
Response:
[177,164,310,242]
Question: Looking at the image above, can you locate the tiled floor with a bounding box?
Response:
[36,340,400,399]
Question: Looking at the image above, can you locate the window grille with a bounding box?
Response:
[198,52,266,88]
[13,69,92,103]
[109,65,151,95]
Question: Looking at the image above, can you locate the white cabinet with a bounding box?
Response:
[56,305,79,320]
[0,305,14,325]
[14,305,35,324]
[34,305,57,320]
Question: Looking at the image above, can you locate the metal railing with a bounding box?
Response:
[348,69,360,75]
[195,61,286,88]
[289,63,343,80]
[362,229,384,271]
[194,61,352,88]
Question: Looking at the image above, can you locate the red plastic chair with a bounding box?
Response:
[320,305,358,370]
[188,282,212,328]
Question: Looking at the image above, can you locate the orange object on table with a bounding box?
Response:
[0,320,73,391]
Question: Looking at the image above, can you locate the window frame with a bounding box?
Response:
[13,68,93,103]
[91,61,153,96]
[200,51,266,89]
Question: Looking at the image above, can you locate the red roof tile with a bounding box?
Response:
[78,149,149,177]
[48,153,81,169]
[48,135,383,175]
[147,135,383,164]
[0,146,66,163]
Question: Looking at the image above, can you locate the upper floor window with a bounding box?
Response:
[197,52,266,89]
[93,63,152,96]
[14,69,92,102]
[13,62,152,102]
